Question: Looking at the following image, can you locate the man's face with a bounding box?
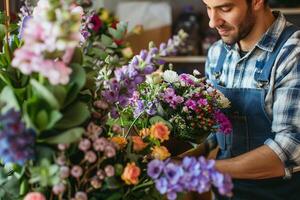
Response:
[203,0,256,45]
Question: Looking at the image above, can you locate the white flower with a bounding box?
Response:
[193,69,201,76]
[216,90,231,108]
[163,70,179,83]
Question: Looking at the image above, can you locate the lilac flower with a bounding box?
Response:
[147,159,164,179]
[0,109,35,165]
[18,16,32,39]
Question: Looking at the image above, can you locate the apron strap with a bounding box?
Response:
[213,45,227,79]
[255,25,300,84]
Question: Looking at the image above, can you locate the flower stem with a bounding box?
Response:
[125,111,144,138]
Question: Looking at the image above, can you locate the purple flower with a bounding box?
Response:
[146,102,157,116]
[126,65,138,79]
[0,109,35,165]
[156,177,168,194]
[139,50,148,61]
[164,163,184,184]
[114,68,125,81]
[133,75,145,85]
[215,111,232,134]
[143,65,155,74]
[148,157,233,200]
[161,88,184,109]
[179,74,196,86]
[110,107,120,119]
[185,99,197,110]
[197,98,208,106]
[19,16,32,39]
[131,56,139,66]
[167,192,177,200]
[147,159,164,179]
[134,100,144,118]
[118,95,129,107]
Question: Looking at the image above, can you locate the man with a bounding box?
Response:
[181,0,300,199]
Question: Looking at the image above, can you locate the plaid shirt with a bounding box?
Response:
[205,12,300,177]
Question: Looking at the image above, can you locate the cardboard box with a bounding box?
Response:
[125,25,171,54]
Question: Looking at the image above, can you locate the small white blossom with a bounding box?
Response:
[216,90,231,108]
[163,70,179,83]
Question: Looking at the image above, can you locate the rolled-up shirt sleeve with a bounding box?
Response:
[265,52,300,178]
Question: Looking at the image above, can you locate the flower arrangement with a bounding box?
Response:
[115,68,232,145]
[0,0,233,199]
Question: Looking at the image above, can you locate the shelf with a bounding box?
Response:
[273,8,300,15]
[163,56,206,63]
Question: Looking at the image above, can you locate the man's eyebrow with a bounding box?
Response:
[206,3,235,9]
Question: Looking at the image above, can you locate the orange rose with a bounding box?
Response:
[150,122,170,142]
[139,128,151,137]
[151,146,171,160]
[111,136,127,149]
[121,162,141,185]
[131,136,148,152]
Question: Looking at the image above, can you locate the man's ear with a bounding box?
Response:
[252,0,265,11]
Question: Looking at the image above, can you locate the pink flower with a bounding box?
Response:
[215,111,232,134]
[24,192,46,200]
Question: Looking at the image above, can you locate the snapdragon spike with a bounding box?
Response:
[102,31,188,118]
[0,109,36,165]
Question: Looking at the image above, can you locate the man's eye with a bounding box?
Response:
[221,7,232,12]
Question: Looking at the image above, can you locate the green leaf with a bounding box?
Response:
[116,21,127,33]
[0,86,20,112]
[30,79,60,109]
[35,110,48,130]
[90,48,108,60]
[105,177,122,190]
[55,101,90,129]
[64,64,86,106]
[49,85,67,107]
[105,192,123,200]
[8,24,19,34]
[101,34,113,46]
[44,127,85,144]
[0,24,5,41]
[149,116,173,130]
[70,47,83,65]
[108,28,123,40]
[19,180,29,196]
[46,110,62,130]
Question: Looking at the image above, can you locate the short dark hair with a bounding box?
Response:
[246,0,269,5]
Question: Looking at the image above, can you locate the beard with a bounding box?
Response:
[218,7,255,45]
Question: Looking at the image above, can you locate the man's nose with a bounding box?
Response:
[208,10,224,28]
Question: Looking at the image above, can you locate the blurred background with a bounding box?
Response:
[2,0,300,75]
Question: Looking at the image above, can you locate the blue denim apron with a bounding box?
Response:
[212,25,300,200]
